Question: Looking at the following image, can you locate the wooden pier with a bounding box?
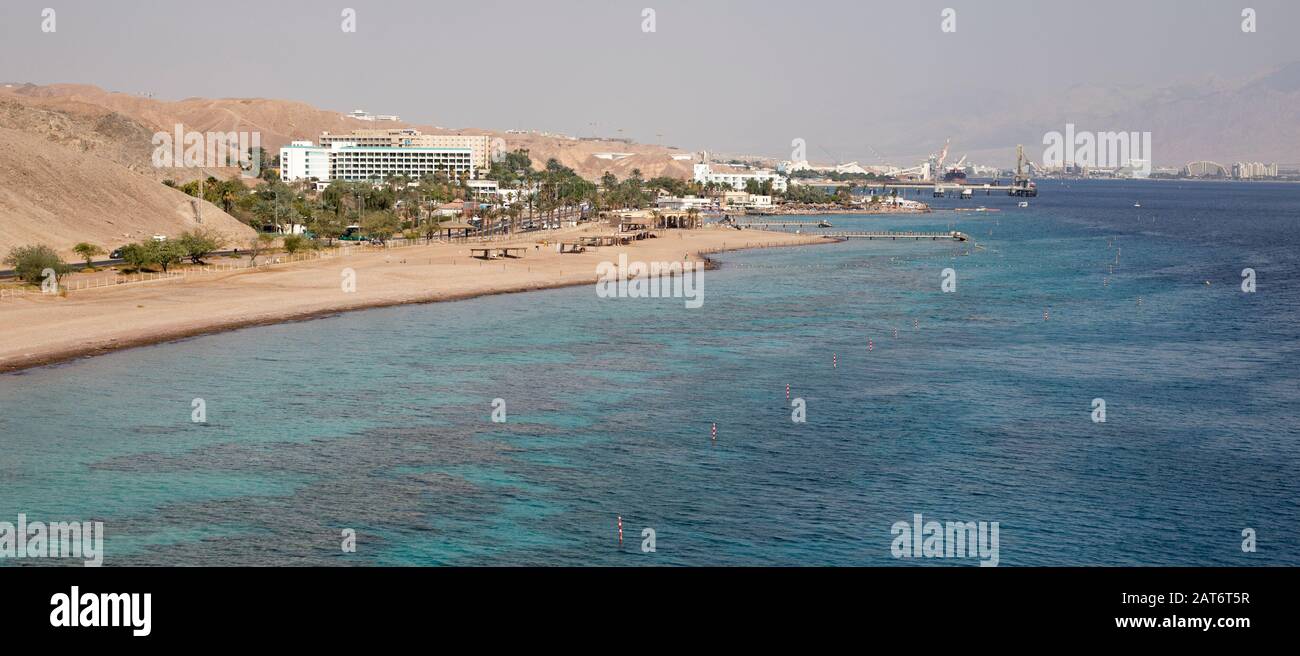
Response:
[730,220,832,228]
[865,182,1037,198]
[823,231,969,242]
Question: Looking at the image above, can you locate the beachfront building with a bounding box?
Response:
[880,196,928,210]
[278,141,476,184]
[330,143,474,182]
[655,195,716,212]
[319,129,494,172]
[721,191,772,209]
[693,163,788,192]
[1232,162,1279,179]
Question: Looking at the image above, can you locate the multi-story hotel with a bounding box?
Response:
[318,129,493,172]
[1232,162,1279,179]
[279,141,475,184]
[280,141,331,181]
[693,163,788,192]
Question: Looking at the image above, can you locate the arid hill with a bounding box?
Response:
[0,125,254,261]
[0,82,698,262]
[0,84,697,181]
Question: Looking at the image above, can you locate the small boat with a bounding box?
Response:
[1133,202,1142,208]
[1018,201,1029,208]
[817,220,833,228]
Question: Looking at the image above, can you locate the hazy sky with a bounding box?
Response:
[2,0,1297,164]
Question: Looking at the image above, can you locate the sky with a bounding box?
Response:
[2,0,1297,165]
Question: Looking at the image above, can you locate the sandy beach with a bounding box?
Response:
[0,225,828,374]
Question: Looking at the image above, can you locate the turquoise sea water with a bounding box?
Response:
[2,179,1298,565]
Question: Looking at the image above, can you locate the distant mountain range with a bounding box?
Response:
[868,60,1300,169]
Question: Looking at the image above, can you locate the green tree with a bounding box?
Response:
[177,227,227,264]
[4,245,70,283]
[360,211,399,240]
[153,241,186,272]
[309,213,347,245]
[118,242,158,272]
[282,234,308,254]
[72,242,105,270]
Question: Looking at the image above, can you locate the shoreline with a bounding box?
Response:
[0,228,830,375]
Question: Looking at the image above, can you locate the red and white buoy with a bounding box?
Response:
[785,384,790,400]
[868,339,874,351]
[617,516,623,546]
[833,353,838,368]
[711,423,717,442]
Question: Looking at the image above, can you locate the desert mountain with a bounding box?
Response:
[0,124,254,260]
[0,83,697,181]
[0,82,700,262]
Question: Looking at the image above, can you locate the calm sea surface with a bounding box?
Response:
[2,179,1298,565]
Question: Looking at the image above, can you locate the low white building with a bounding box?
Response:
[722,191,772,209]
[466,179,499,197]
[656,195,715,211]
[345,110,401,122]
[693,163,787,192]
[880,196,927,210]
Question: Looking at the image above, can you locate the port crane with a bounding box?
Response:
[1010,145,1038,197]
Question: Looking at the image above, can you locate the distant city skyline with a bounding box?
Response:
[2,0,1299,166]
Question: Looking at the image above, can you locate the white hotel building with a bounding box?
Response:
[319,130,494,172]
[693,163,787,192]
[280,141,476,184]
